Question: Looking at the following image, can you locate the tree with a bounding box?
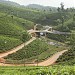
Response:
[55,19,61,25]
[60,2,64,12]
[73,14,75,21]
[11,15,13,19]
[61,16,64,27]
[49,8,52,12]
[21,31,31,43]
[57,7,60,12]
[69,34,75,46]
[66,8,69,12]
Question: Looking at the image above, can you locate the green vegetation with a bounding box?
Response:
[0,12,34,33]
[55,18,75,32]
[27,4,57,12]
[0,12,32,52]
[53,3,75,32]
[0,2,44,24]
[46,33,70,43]
[0,65,74,75]
[0,13,23,37]
[0,1,72,26]
[0,36,22,53]
[56,34,75,65]
[5,39,49,60]
[56,47,75,65]
[5,38,66,63]
[0,0,75,68]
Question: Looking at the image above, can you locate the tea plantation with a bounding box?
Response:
[0,65,74,75]
[0,12,33,53]
[5,38,66,63]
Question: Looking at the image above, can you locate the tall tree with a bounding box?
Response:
[60,2,64,12]
[57,7,60,12]
[21,31,31,44]
[61,16,64,27]
[73,14,75,21]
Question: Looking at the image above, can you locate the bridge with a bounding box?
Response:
[28,29,70,37]
[28,25,71,37]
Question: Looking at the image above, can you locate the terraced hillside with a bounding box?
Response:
[0,36,22,53]
[0,2,44,24]
[56,34,75,65]
[0,12,33,53]
[0,1,74,27]
[4,38,66,64]
[0,0,75,67]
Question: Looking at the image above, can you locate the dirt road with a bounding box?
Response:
[0,50,67,66]
[38,50,67,66]
[0,37,36,58]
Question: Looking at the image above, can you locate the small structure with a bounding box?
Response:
[29,25,53,37]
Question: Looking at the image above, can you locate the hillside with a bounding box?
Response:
[0,1,58,25]
[0,2,44,23]
[0,0,20,7]
[0,0,75,66]
[4,38,66,64]
[26,4,57,12]
[0,0,57,12]
[0,12,33,53]
[0,1,75,75]
[0,12,34,36]
[0,35,22,53]
[56,48,75,65]
[0,1,73,26]
[0,0,74,26]
[56,34,75,65]
[55,18,75,32]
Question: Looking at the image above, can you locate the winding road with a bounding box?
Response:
[0,37,36,58]
[0,28,68,66]
[0,50,67,66]
[38,50,67,66]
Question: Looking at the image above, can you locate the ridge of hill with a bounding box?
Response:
[26,4,57,12]
[0,0,20,7]
[0,0,73,26]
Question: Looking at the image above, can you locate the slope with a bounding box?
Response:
[4,38,66,64]
[0,12,33,53]
[56,34,75,65]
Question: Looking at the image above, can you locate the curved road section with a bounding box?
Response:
[0,37,36,58]
[38,50,67,66]
[0,50,67,66]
